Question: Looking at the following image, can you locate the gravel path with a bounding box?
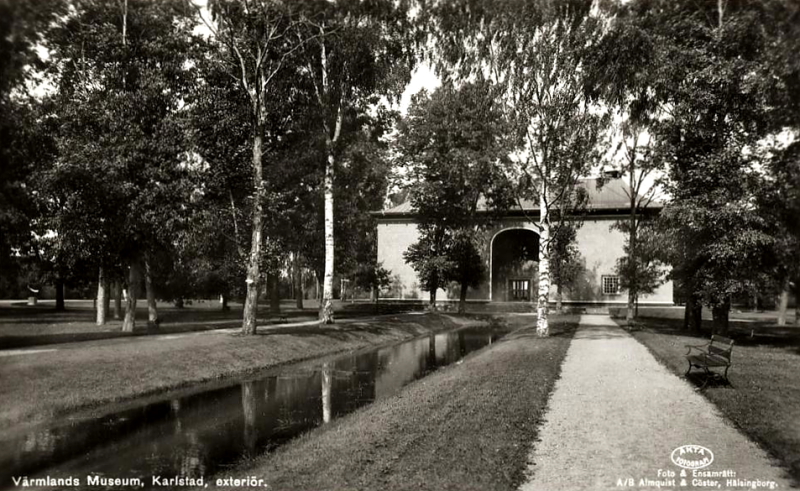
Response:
[519,315,793,491]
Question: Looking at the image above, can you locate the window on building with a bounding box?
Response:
[602,275,620,295]
[509,279,530,301]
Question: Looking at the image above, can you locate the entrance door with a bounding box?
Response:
[509,279,530,301]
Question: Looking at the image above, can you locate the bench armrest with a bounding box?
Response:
[685,344,709,355]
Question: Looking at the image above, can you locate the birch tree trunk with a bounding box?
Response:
[626,167,637,325]
[144,252,159,328]
[536,190,550,337]
[316,32,342,325]
[242,117,265,335]
[321,137,336,323]
[96,267,108,326]
[122,260,140,332]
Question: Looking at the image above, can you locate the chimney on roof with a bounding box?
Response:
[602,168,622,179]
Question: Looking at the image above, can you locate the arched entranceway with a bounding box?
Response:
[490,228,539,302]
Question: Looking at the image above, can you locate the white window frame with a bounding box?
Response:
[602,275,621,296]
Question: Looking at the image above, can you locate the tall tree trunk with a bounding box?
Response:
[55,277,65,311]
[691,301,703,333]
[242,117,265,335]
[122,260,140,332]
[458,280,468,314]
[712,297,730,335]
[268,272,280,314]
[221,293,229,311]
[295,256,304,310]
[113,281,122,320]
[144,252,159,329]
[626,167,637,325]
[317,30,343,325]
[429,283,438,310]
[96,267,108,326]
[682,278,701,332]
[683,294,692,332]
[536,190,550,337]
[777,279,789,326]
[320,142,336,324]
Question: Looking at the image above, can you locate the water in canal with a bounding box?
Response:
[0,326,505,489]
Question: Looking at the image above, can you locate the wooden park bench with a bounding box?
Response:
[685,335,734,388]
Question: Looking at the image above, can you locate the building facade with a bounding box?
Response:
[374,177,674,308]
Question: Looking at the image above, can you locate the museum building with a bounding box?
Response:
[373,176,674,308]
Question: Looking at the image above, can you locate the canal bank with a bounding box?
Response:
[208,315,579,491]
[0,313,483,432]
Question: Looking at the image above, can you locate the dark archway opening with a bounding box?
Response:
[491,229,539,302]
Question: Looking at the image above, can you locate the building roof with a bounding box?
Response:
[374,177,661,218]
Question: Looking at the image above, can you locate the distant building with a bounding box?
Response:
[373,177,673,308]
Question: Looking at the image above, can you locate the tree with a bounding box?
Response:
[403,232,452,309]
[397,81,512,312]
[613,218,665,317]
[758,140,800,326]
[550,223,583,314]
[196,0,311,334]
[633,0,787,334]
[425,0,608,335]
[0,0,65,299]
[296,0,416,323]
[43,0,197,329]
[353,262,391,307]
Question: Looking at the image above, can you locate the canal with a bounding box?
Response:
[0,325,506,489]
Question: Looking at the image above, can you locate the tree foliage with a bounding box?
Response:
[424,0,608,334]
[398,81,512,311]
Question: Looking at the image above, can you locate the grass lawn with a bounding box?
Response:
[212,315,578,491]
[624,317,800,486]
[0,312,478,431]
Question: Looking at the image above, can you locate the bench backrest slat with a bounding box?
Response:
[711,334,734,346]
[709,335,734,360]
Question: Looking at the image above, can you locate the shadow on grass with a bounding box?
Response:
[631,316,800,350]
[684,372,735,390]
[509,317,580,340]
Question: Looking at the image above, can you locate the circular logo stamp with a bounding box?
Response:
[671,445,714,469]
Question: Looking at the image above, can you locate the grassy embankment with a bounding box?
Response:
[213,315,579,491]
[0,312,476,431]
[0,300,358,349]
[624,316,800,486]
